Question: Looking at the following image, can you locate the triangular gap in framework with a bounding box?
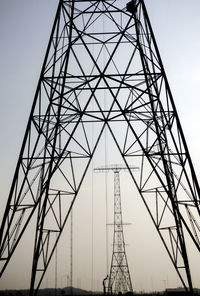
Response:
[71,124,138,280]
[106,116,180,226]
[69,123,177,293]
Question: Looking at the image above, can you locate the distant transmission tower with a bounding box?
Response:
[1,0,200,295]
[94,165,137,295]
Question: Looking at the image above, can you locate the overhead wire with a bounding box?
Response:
[102,1,109,277]
[91,8,94,294]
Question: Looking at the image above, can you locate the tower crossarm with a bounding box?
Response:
[94,164,139,173]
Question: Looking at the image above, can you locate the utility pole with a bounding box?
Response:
[94,165,138,294]
[70,209,73,295]
[55,233,58,296]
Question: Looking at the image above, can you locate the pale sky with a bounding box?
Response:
[1,0,200,293]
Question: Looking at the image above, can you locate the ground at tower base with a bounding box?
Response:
[1,287,200,296]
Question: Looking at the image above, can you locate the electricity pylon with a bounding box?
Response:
[1,0,200,295]
[94,165,137,295]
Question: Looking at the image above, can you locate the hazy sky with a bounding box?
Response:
[1,0,200,293]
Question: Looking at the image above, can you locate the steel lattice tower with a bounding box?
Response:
[94,165,137,295]
[1,0,200,295]
[109,168,132,295]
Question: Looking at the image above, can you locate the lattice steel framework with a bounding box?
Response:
[1,0,200,295]
[109,168,132,295]
[94,165,135,295]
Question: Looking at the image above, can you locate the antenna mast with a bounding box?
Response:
[94,165,138,294]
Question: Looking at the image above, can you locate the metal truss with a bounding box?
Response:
[1,0,200,294]
[94,165,135,295]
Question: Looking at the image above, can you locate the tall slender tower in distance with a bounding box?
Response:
[94,165,137,294]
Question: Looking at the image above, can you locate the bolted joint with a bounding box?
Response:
[126,0,138,14]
